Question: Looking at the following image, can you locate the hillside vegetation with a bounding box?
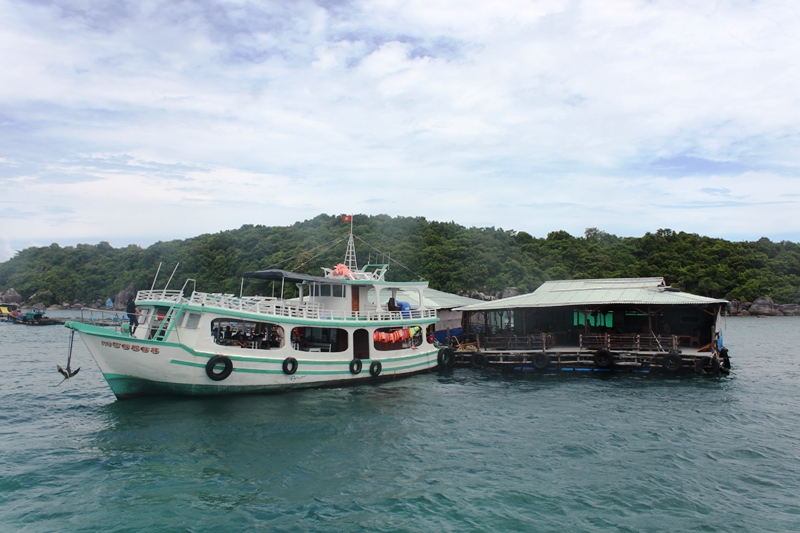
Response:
[1,214,798,306]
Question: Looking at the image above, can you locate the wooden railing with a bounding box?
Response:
[482,334,554,351]
[580,333,678,352]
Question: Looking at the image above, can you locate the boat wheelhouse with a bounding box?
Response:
[65,230,448,400]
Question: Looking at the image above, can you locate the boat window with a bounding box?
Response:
[210,318,285,350]
[366,288,415,309]
[184,313,201,330]
[309,283,345,298]
[373,326,423,351]
[291,326,348,353]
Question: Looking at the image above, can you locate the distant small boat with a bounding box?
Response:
[0,303,19,321]
[7,308,60,326]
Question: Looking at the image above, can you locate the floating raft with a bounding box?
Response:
[449,347,730,376]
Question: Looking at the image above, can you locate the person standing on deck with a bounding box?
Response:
[126,296,140,335]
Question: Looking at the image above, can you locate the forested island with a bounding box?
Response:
[0,214,798,309]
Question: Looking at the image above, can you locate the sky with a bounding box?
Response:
[2,0,799,262]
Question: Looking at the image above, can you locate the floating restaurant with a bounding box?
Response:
[451,277,730,375]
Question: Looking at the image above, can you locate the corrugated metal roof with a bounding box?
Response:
[397,288,485,310]
[454,277,728,311]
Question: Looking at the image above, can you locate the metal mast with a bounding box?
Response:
[343,217,358,271]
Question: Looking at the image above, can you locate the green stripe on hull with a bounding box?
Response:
[170,350,437,376]
[104,374,297,399]
[103,367,434,400]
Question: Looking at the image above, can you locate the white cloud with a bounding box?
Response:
[1,0,799,262]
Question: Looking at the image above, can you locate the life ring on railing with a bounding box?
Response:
[472,353,488,368]
[369,360,382,376]
[437,347,455,368]
[206,355,233,381]
[532,353,550,370]
[349,358,362,375]
[593,349,614,369]
[282,357,298,375]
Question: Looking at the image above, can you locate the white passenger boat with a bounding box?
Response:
[65,229,451,400]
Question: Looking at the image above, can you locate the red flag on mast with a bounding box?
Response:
[342,215,352,222]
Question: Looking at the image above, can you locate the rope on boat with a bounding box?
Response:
[264,235,348,272]
[353,235,426,280]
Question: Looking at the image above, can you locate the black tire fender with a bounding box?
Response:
[437,347,455,368]
[369,360,382,377]
[593,349,614,369]
[662,352,683,373]
[695,356,720,376]
[282,357,298,375]
[206,355,233,381]
[532,353,550,370]
[349,358,362,375]
[472,353,488,368]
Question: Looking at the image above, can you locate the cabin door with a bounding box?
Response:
[351,286,360,314]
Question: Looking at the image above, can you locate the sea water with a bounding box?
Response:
[1,316,799,532]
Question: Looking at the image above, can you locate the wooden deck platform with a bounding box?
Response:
[450,345,729,376]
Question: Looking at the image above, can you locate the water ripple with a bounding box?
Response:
[2,318,800,531]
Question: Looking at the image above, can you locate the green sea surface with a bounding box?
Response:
[1,316,799,532]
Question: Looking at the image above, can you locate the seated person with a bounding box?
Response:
[237,333,249,348]
[387,298,400,311]
[251,333,264,349]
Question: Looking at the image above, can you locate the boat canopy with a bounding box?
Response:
[242,269,342,285]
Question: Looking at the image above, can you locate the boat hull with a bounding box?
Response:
[70,324,440,400]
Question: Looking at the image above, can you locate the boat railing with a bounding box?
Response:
[354,308,437,321]
[137,290,186,304]
[77,308,125,331]
[182,291,436,322]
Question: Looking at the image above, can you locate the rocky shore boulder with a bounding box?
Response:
[729,298,800,317]
[0,288,22,304]
[748,297,780,316]
[461,290,495,301]
[780,304,800,316]
[115,285,136,310]
[497,287,521,299]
